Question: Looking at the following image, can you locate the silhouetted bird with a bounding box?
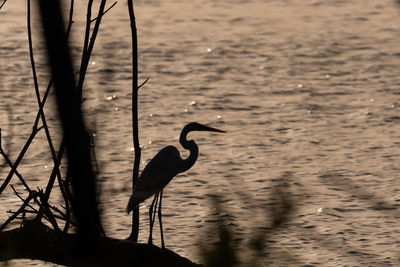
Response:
[127,122,225,248]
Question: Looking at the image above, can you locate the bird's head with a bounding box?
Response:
[179,122,225,149]
[183,122,226,134]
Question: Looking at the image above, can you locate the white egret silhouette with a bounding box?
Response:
[126,122,225,248]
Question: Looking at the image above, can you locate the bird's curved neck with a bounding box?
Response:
[179,128,198,173]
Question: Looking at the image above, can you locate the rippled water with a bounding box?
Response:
[2,0,400,265]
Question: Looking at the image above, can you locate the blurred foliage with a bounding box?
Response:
[201,184,295,267]
[200,196,238,267]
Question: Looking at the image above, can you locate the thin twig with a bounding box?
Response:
[0,126,42,194]
[38,190,60,232]
[27,0,42,111]
[0,72,51,195]
[10,185,37,212]
[42,140,71,232]
[4,104,14,154]
[43,137,65,201]
[138,77,149,90]
[49,205,78,228]
[51,212,76,226]
[55,142,71,232]
[62,179,72,232]
[0,192,33,231]
[77,0,107,96]
[33,78,53,128]
[0,137,61,229]
[0,0,7,10]
[66,0,74,36]
[91,1,117,22]
[78,0,93,95]
[7,209,36,214]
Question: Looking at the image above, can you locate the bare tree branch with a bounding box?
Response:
[126,0,141,242]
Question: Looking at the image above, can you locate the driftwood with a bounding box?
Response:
[0,219,200,267]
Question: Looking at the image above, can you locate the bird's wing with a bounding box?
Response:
[133,146,181,202]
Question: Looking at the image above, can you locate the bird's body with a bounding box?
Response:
[127,146,185,209]
[126,122,225,248]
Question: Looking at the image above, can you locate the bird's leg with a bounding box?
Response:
[148,193,159,245]
[158,189,165,249]
[151,194,159,229]
[151,194,159,244]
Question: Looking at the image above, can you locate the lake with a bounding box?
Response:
[2,0,400,265]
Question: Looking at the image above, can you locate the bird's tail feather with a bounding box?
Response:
[126,195,139,214]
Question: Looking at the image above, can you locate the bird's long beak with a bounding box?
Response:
[199,125,226,133]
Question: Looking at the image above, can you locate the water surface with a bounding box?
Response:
[2,0,400,265]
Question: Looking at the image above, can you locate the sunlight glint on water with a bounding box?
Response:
[2,0,400,265]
